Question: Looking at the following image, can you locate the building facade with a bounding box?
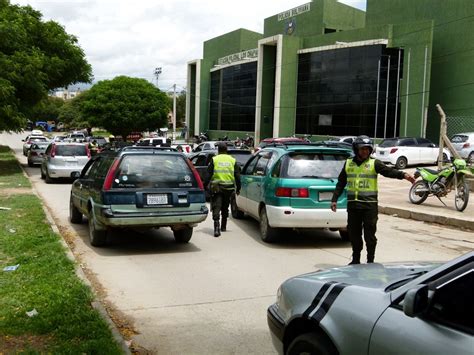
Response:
[186,0,474,142]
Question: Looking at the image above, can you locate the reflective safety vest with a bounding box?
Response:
[345,158,378,203]
[212,154,236,190]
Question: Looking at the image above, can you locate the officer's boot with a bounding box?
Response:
[213,221,221,237]
[221,218,227,232]
[348,252,361,265]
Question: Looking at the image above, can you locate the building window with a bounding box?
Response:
[295,45,403,138]
[209,62,257,132]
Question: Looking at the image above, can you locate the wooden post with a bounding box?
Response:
[436,104,461,169]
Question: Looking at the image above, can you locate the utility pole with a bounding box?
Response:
[173,84,177,141]
[154,67,162,87]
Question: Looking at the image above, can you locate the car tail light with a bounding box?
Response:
[275,187,309,198]
[463,142,471,149]
[185,158,204,190]
[390,148,398,154]
[86,145,91,158]
[50,144,57,158]
[103,158,121,191]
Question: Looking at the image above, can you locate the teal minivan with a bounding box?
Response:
[231,144,351,242]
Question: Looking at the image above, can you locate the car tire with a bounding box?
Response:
[442,153,448,163]
[40,166,45,179]
[231,194,244,219]
[259,207,278,243]
[45,169,53,184]
[173,227,193,243]
[88,213,107,247]
[27,160,33,167]
[339,229,350,241]
[69,197,82,224]
[287,332,338,355]
[395,156,408,169]
[468,151,474,164]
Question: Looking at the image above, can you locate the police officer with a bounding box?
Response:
[206,143,241,237]
[331,135,415,264]
[89,139,99,156]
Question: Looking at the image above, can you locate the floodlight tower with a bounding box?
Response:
[154,67,162,87]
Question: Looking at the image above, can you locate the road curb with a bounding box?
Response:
[15,151,131,355]
[378,204,474,231]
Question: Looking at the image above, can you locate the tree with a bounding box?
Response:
[79,76,170,139]
[28,96,65,122]
[58,92,90,129]
[0,0,92,132]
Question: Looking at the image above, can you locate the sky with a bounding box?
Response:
[14,0,366,92]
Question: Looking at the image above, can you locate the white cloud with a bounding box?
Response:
[13,0,367,91]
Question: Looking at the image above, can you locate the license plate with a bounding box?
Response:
[147,194,168,205]
[66,161,77,166]
[319,191,333,201]
[379,151,385,155]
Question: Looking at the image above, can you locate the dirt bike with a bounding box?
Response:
[409,158,472,212]
[193,131,209,144]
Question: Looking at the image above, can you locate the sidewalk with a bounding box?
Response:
[377,168,474,231]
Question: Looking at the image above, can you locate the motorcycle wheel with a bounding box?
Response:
[454,177,470,212]
[409,180,429,204]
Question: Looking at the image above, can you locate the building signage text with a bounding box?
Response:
[278,3,311,21]
[217,48,258,66]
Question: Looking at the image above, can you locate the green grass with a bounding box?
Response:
[0,146,122,353]
[0,146,30,189]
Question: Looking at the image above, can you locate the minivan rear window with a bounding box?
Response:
[55,145,87,156]
[451,135,468,143]
[113,154,197,189]
[281,153,347,179]
[379,139,398,147]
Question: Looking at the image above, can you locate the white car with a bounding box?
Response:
[451,132,474,163]
[373,137,450,169]
[192,141,235,152]
[22,135,49,156]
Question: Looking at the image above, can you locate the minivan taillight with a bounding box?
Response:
[185,159,204,190]
[463,142,471,149]
[390,148,398,154]
[50,144,57,158]
[275,187,309,198]
[103,158,120,191]
[86,145,91,158]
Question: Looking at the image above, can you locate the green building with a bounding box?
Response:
[186,0,474,143]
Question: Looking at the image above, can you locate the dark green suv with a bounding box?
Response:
[69,146,208,246]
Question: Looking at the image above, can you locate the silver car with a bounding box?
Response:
[268,252,473,354]
[22,135,49,156]
[451,132,474,163]
[41,142,90,183]
[27,142,49,166]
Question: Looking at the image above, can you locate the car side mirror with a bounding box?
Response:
[403,284,429,318]
[70,171,81,180]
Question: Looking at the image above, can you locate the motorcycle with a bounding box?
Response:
[193,131,209,144]
[409,158,472,212]
[242,133,254,149]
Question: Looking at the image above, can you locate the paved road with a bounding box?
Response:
[2,132,473,354]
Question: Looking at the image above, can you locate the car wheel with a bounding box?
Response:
[339,229,350,241]
[27,160,33,167]
[45,169,53,184]
[231,194,244,219]
[395,156,408,169]
[69,197,82,224]
[468,152,474,164]
[259,207,278,243]
[40,166,45,179]
[287,332,338,355]
[442,153,448,163]
[88,213,107,247]
[173,226,193,243]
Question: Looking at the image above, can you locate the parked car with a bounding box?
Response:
[85,136,108,148]
[27,142,50,167]
[189,148,253,185]
[256,137,308,152]
[22,135,49,156]
[52,135,67,142]
[69,146,208,246]
[65,131,86,142]
[451,132,474,163]
[328,135,358,145]
[373,137,450,169]
[136,137,171,147]
[268,252,473,355]
[40,142,90,183]
[192,141,235,153]
[232,144,352,242]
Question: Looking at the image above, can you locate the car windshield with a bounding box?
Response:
[379,139,399,147]
[113,154,198,189]
[281,153,347,179]
[55,145,87,156]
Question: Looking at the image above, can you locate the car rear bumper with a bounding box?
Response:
[266,205,347,228]
[267,305,285,355]
[48,165,85,178]
[97,206,209,227]
[28,156,43,164]
[374,154,395,165]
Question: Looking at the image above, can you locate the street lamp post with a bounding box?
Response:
[154,67,162,87]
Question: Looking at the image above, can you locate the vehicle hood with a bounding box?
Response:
[293,262,440,290]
